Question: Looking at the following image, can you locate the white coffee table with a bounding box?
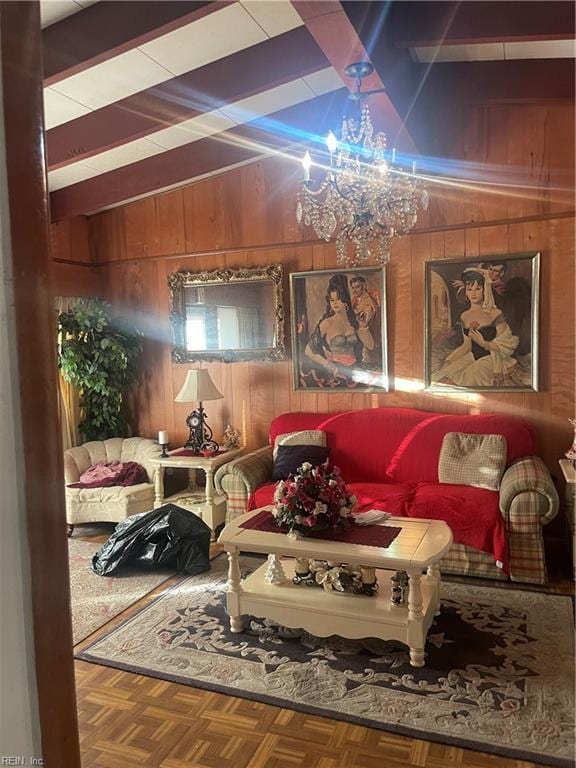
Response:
[218,508,453,667]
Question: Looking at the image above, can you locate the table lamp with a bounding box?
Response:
[175,369,223,454]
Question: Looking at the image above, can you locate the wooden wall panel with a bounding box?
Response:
[51,261,101,297]
[87,102,574,485]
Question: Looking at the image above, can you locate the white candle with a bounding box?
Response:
[302,151,312,182]
[158,430,168,445]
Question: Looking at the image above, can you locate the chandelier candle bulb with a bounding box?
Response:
[302,151,312,182]
[326,130,338,154]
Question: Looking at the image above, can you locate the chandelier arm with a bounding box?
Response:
[300,190,331,208]
[332,175,360,206]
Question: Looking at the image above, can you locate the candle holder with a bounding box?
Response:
[160,443,169,458]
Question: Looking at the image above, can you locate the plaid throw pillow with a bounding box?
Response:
[438,432,507,491]
[273,430,326,459]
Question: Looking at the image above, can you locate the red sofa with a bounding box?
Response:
[214,408,559,584]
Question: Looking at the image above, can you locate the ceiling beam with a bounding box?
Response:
[43,0,232,86]
[414,59,575,106]
[390,1,575,47]
[49,90,346,220]
[290,0,417,152]
[47,27,330,169]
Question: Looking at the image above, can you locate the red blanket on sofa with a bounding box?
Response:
[68,460,148,489]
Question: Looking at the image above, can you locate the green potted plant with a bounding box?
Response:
[58,298,143,441]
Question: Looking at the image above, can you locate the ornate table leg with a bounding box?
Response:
[407,570,425,667]
[154,466,164,508]
[265,554,286,584]
[226,547,243,633]
[205,468,214,505]
[427,563,441,616]
[204,467,216,540]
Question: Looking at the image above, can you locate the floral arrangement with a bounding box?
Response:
[272,460,357,538]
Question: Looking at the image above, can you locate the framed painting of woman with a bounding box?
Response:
[425,253,540,392]
[290,267,388,392]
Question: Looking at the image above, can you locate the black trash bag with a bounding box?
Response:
[91,504,211,577]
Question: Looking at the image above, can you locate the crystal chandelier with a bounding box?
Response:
[296,62,429,266]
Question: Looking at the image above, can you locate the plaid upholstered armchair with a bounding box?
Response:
[214,409,559,585]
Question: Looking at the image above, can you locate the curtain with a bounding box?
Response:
[55,297,81,450]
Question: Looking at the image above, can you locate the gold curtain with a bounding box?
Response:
[55,297,81,450]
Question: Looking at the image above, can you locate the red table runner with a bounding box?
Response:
[239,510,402,549]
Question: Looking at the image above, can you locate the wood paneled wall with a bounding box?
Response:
[50,215,102,297]
[87,103,574,479]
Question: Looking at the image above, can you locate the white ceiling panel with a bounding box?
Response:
[240,0,303,37]
[48,162,101,191]
[304,67,345,96]
[149,110,237,150]
[219,78,315,124]
[504,39,576,60]
[43,87,92,129]
[40,0,83,28]
[49,48,174,110]
[79,138,165,173]
[140,4,268,77]
[50,70,345,191]
[412,43,505,63]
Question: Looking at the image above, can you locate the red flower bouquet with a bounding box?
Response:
[272,460,357,537]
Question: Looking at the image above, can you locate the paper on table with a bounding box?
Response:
[353,510,391,525]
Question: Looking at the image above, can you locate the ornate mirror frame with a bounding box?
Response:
[169,264,286,363]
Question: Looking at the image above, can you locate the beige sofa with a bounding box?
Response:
[64,437,162,534]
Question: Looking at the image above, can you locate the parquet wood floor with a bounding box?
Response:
[72,526,572,768]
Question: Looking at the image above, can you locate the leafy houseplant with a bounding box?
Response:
[58,299,143,441]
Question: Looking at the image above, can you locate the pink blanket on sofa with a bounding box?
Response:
[68,460,148,489]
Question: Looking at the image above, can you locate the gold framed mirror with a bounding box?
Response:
[169,264,285,363]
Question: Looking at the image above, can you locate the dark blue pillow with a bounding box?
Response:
[271,444,330,482]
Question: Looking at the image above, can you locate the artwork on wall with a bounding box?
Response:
[425,252,540,392]
[290,267,388,392]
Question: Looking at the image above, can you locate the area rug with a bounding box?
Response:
[77,556,575,766]
[69,539,174,644]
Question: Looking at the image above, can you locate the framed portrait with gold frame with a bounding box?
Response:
[425,252,540,392]
[290,267,388,392]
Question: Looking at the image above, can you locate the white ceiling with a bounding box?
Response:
[40,0,98,29]
[412,38,576,63]
[47,66,342,191]
[44,0,344,196]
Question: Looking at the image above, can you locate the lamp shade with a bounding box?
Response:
[175,369,223,403]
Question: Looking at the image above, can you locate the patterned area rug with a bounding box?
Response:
[77,556,575,766]
[69,539,174,644]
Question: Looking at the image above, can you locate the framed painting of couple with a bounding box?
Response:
[290,267,388,392]
[425,252,540,392]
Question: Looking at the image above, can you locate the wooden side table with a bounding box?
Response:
[150,448,244,540]
[559,459,576,578]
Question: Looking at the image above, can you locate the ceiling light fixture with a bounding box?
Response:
[296,62,429,266]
